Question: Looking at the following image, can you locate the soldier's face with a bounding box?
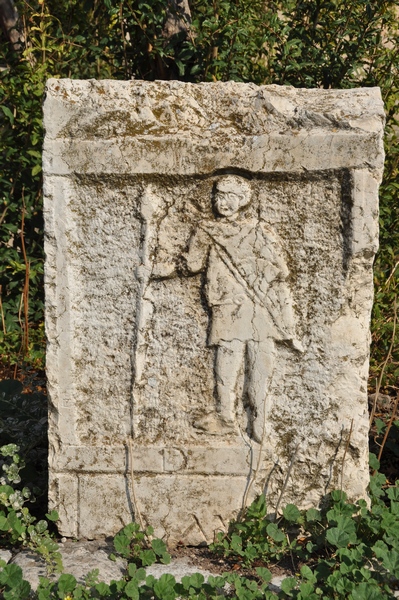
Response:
[214,190,241,217]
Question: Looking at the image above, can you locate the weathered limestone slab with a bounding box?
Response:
[43,80,384,545]
[10,541,126,589]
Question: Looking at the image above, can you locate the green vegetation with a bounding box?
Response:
[111,523,171,567]
[0,377,48,509]
[0,372,397,597]
[0,443,61,575]
[0,0,398,389]
[211,464,399,598]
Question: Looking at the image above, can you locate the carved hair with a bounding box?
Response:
[215,175,252,207]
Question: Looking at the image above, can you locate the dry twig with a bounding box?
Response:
[20,193,30,355]
[377,392,399,464]
[369,295,397,428]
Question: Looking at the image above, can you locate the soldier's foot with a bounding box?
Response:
[193,412,237,435]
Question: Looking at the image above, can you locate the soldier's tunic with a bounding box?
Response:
[186,217,296,346]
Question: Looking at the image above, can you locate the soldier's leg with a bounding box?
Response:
[215,339,245,423]
[246,339,275,442]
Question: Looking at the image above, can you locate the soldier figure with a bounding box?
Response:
[185,175,302,441]
[137,175,302,441]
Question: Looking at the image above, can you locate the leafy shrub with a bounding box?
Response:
[0,561,31,600]
[211,457,399,598]
[0,377,48,513]
[112,522,171,567]
[0,0,119,367]
[0,444,61,574]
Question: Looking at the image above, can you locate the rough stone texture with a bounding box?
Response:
[0,549,12,564]
[43,80,384,545]
[146,559,218,582]
[10,541,126,590]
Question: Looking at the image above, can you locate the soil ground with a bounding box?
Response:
[172,543,297,579]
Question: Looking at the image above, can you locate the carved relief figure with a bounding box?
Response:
[185,176,302,441]
[136,176,302,442]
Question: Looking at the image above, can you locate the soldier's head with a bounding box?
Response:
[213,176,252,218]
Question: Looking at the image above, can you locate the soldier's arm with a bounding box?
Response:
[136,248,177,282]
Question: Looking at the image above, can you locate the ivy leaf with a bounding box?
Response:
[140,549,156,566]
[255,567,272,582]
[128,563,138,577]
[369,453,380,471]
[0,564,24,588]
[280,576,297,594]
[350,582,386,600]
[266,522,286,543]
[56,573,77,595]
[7,512,24,535]
[231,533,243,553]
[125,579,140,599]
[331,490,348,503]
[95,582,111,595]
[136,567,146,581]
[161,551,171,564]
[306,508,322,522]
[246,494,267,519]
[299,581,316,597]
[387,486,399,501]
[3,579,31,599]
[373,542,399,577]
[45,510,59,522]
[153,573,177,600]
[31,164,42,177]
[283,504,301,523]
[187,573,204,589]
[335,576,354,594]
[151,538,166,554]
[300,565,316,582]
[326,527,352,548]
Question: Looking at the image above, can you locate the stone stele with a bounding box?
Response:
[43,79,384,545]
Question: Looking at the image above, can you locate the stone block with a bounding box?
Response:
[11,541,126,590]
[43,80,384,543]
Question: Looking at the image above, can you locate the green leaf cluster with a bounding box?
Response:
[211,476,399,598]
[0,444,61,576]
[33,567,230,600]
[0,0,127,366]
[0,378,48,504]
[0,562,31,600]
[112,523,171,567]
